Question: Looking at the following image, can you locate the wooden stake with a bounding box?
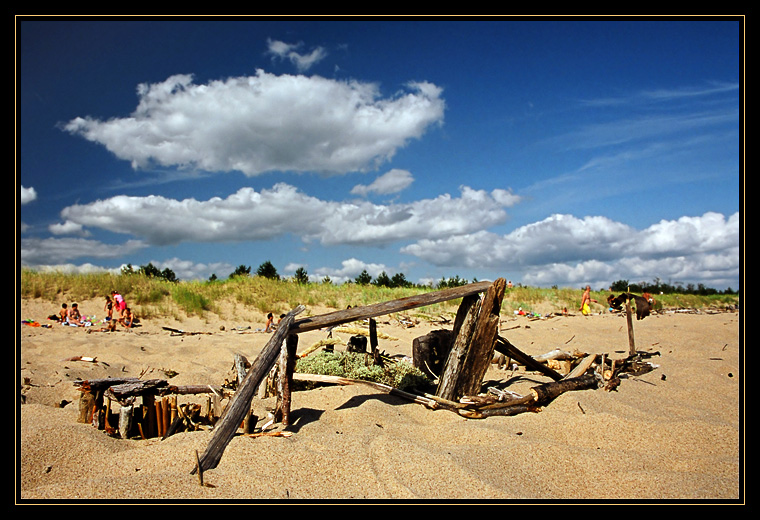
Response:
[193,305,305,475]
[625,290,636,356]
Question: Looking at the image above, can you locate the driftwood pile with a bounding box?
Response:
[70,278,659,480]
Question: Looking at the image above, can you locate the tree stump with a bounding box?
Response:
[412,329,454,378]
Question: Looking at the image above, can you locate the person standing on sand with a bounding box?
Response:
[104,296,113,321]
[580,285,597,316]
[112,291,126,318]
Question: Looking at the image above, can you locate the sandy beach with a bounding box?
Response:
[17,296,742,502]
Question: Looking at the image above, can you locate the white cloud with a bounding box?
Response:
[401,211,740,289]
[351,169,414,196]
[63,71,445,177]
[57,183,516,247]
[21,186,37,205]
[266,38,327,71]
[310,258,391,285]
[148,257,234,281]
[20,237,146,266]
[49,220,89,236]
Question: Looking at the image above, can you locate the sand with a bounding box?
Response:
[17,297,742,502]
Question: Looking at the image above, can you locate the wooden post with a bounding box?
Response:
[437,279,507,401]
[78,390,95,424]
[275,334,299,426]
[143,394,156,438]
[625,290,636,356]
[119,403,133,439]
[369,319,382,366]
[193,305,305,475]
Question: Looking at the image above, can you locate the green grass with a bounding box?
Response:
[20,269,739,321]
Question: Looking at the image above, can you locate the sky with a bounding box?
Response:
[17,17,743,291]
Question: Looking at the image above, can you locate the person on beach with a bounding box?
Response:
[88,319,118,333]
[580,285,597,316]
[112,291,126,318]
[104,296,113,321]
[264,312,275,332]
[58,303,69,324]
[119,307,135,328]
[68,303,83,326]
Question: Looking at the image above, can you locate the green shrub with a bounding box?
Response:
[295,351,434,392]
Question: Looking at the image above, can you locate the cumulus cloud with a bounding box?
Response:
[351,169,414,196]
[21,186,37,205]
[266,38,327,71]
[401,211,740,289]
[57,183,516,247]
[309,258,391,285]
[20,237,146,266]
[49,220,89,236]
[63,71,445,177]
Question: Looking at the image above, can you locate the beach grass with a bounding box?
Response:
[19,269,739,321]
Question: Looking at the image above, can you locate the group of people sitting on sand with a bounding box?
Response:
[55,290,136,332]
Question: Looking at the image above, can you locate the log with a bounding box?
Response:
[529,373,600,404]
[458,373,600,419]
[437,279,506,401]
[193,305,305,474]
[436,294,481,400]
[288,281,493,334]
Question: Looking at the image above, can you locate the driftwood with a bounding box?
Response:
[192,305,305,475]
[495,336,564,381]
[458,374,601,419]
[437,278,506,401]
[274,334,298,426]
[288,281,493,334]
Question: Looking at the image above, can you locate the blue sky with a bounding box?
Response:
[17,17,743,290]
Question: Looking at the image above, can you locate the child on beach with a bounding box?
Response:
[112,291,126,318]
[58,303,69,324]
[119,307,135,328]
[104,296,113,321]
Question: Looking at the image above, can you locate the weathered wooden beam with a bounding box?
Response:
[192,305,305,475]
[288,281,493,334]
[436,279,506,401]
[436,294,481,401]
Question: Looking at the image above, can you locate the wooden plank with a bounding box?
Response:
[193,305,305,474]
[288,281,493,334]
[437,279,506,400]
[459,278,506,397]
[436,294,481,401]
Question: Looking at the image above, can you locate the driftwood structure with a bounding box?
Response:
[70,278,658,479]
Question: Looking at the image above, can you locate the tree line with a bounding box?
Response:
[122,261,737,296]
[609,278,738,296]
